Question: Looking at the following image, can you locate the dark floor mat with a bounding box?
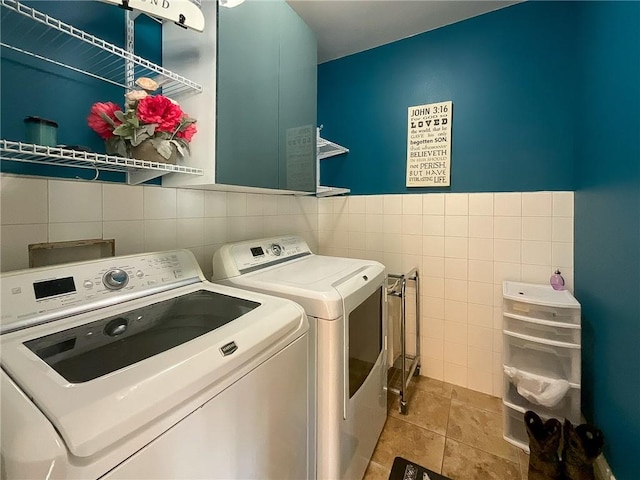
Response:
[389,456,452,480]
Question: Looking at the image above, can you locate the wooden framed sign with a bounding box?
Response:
[406,101,452,187]
[98,0,205,32]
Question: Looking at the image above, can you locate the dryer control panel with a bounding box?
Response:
[0,250,202,334]
[212,236,312,279]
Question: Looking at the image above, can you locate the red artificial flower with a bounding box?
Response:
[137,95,183,132]
[87,102,121,139]
[176,121,197,142]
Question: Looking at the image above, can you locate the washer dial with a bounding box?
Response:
[103,269,129,290]
[270,244,283,256]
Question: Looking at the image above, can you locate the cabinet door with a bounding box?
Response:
[217,0,280,189]
[278,3,317,192]
[217,0,317,192]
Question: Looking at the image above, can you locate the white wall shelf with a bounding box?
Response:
[316,185,350,197]
[317,134,349,160]
[0,140,204,185]
[0,0,203,97]
[316,127,350,196]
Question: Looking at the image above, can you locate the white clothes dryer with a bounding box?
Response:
[212,235,387,480]
[1,250,313,480]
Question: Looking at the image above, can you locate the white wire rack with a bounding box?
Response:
[0,0,203,97]
[317,135,349,160]
[0,140,204,185]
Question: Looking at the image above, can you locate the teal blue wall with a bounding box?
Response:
[318,1,640,477]
[318,1,580,194]
[575,2,640,479]
[1,1,161,182]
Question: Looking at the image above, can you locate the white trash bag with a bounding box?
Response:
[503,366,570,408]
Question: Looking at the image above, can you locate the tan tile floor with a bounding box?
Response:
[364,377,530,480]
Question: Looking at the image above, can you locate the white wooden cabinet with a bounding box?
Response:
[163,0,319,194]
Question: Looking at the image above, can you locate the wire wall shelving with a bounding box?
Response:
[1,140,204,185]
[0,0,203,97]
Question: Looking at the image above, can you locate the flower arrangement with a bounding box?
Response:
[87,77,197,163]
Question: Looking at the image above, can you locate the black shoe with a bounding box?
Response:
[525,410,562,480]
[562,419,604,480]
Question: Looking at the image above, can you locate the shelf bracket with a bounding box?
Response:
[125,10,135,89]
[126,169,165,185]
[175,14,187,29]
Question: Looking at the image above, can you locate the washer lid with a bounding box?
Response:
[22,289,260,384]
[0,282,307,458]
[229,255,386,319]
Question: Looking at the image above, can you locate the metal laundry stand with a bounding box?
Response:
[387,268,421,414]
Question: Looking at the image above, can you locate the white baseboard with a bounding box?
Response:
[595,454,616,480]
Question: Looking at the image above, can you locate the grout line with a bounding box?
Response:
[446,433,521,466]
[445,396,522,469]
[441,393,452,474]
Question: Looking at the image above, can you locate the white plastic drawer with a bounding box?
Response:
[503,404,529,452]
[503,332,581,384]
[503,313,581,345]
[503,298,580,325]
[503,377,581,423]
[503,403,564,453]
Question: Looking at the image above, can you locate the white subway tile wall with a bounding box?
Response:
[103,184,144,221]
[318,191,574,397]
[0,175,574,399]
[0,175,318,278]
[49,180,103,223]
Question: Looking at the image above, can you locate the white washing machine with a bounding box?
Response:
[1,250,313,480]
[212,235,387,480]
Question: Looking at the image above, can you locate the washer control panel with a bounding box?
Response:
[1,250,202,334]
[231,236,311,272]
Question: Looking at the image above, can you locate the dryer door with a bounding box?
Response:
[346,284,383,398]
[332,264,387,480]
[332,264,386,408]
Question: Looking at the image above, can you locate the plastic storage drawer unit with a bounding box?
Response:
[503,282,580,325]
[503,403,558,453]
[503,331,581,384]
[501,281,582,451]
[503,405,529,452]
[503,313,581,345]
[503,377,581,423]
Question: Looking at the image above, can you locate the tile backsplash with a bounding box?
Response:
[0,175,318,278]
[0,174,574,398]
[316,192,574,397]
